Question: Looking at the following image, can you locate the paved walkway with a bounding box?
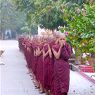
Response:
[0,40,95,95]
[0,40,45,95]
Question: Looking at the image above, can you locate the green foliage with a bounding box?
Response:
[21,24,31,33]
[12,0,95,57]
[61,2,95,56]
[0,0,26,33]
[13,0,67,30]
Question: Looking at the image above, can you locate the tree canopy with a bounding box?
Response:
[60,0,95,57]
[0,0,26,38]
[13,0,67,30]
[1,0,95,57]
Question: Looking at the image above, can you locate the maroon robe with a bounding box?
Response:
[43,44,54,90]
[31,44,37,75]
[26,42,32,69]
[52,43,72,95]
[36,45,44,87]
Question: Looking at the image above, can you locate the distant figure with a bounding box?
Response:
[5,29,12,39]
[0,50,5,65]
[0,50,4,57]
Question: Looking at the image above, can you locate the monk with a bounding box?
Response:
[52,34,72,95]
[43,41,53,95]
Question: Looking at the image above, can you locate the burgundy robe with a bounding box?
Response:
[43,44,54,90]
[36,45,44,87]
[52,43,72,95]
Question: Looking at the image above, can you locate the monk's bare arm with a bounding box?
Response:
[52,46,62,59]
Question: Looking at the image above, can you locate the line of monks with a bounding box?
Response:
[18,33,72,95]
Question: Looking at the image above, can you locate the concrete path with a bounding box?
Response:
[0,40,45,95]
[0,40,95,95]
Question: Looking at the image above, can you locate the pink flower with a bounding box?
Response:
[64,31,69,36]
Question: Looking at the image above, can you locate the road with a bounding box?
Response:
[0,40,95,95]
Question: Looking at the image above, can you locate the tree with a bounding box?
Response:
[13,0,68,31]
[13,0,95,60]
[60,1,95,61]
[0,0,26,39]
